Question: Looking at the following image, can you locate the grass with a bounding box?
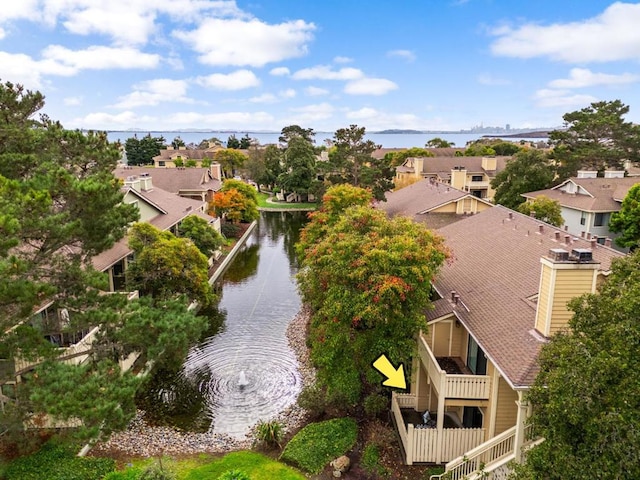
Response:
[280,417,358,474]
[183,451,305,480]
[256,192,317,210]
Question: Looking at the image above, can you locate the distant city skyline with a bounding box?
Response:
[1,1,639,132]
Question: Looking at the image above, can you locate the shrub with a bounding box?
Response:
[363,393,389,418]
[280,417,358,474]
[103,467,143,480]
[361,442,388,478]
[221,222,241,239]
[218,469,251,480]
[139,462,176,480]
[4,441,115,480]
[255,420,283,449]
[296,384,326,417]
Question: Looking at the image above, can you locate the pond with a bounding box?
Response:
[137,211,310,438]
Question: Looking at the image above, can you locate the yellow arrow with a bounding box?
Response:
[372,354,407,390]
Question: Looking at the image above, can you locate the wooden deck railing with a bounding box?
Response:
[418,334,490,400]
[392,393,485,465]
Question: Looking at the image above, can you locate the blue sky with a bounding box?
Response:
[1,0,639,132]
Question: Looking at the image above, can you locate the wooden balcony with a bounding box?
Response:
[418,334,490,400]
[392,392,485,465]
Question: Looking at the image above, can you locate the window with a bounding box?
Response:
[594,212,608,227]
[158,161,165,167]
[580,211,587,225]
[471,175,483,182]
[467,336,487,375]
[463,406,483,428]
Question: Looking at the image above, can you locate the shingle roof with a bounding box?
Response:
[523,177,640,212]
[431,205,625,388]
[114,166,221,194]
[91,186,210,272]
[417,156,510,176]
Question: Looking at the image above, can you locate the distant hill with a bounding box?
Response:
[482,130,554,139]
[375,129,426,134]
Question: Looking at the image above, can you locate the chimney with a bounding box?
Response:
[605,238,612,247]
[450,166,467,191]
[604,170,625,178]
[124,175,141,192]
[481,156,497,171]
[139,172,153,191]
[210,162,223,181]
[576,170,598,179]
[535,249,600,337]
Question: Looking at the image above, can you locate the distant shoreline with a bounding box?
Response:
[482,130,552,139]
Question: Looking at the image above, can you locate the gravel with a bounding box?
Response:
[91,306,315,457]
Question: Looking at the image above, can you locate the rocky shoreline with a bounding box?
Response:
[91,306,315,458]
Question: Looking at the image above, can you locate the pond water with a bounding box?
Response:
[137,211,309,438]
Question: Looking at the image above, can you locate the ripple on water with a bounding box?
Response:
[182,334,302,438]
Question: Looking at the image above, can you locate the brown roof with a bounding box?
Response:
[523,177,640,212]
[431,205,625,388]
[401,156,510,178]
[114,166,221,194]
[377,178,492,228]
[91,186,211,272]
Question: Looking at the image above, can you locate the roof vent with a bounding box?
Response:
[140,172,150,177]
[571,248,593,262]
[548,248,569,262]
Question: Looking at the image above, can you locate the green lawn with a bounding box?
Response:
[256,192,317,210]
[183,451,305,480]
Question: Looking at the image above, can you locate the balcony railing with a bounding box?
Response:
[392,392,485,465]
[418,334,490,400]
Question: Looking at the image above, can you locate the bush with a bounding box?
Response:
[218,469,251,480]
[254,420,283,449]
[361,442,388,478]
[296,384,326,417]
[103,467,143,480]
[139,462,176,480]
[4,441,115,480]
[363,393,389,418]
[280,417,358,474]
[221,222,242,239]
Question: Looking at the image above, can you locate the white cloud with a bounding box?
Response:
[534,89,598,108]
[64,96,82,106]
[112,78,192,108]
[174,18,315,67]
[344,107,421,130]
[0,27,5,39]
[71,108,276,130]
[490,2,640,62]
[249,93,277,103]
[280,88,296,98]
[287,102,335,123]
[344,78,398,95]
[195,70,260,90]
[292,65,363,81]
[270,67,290,76]
[548,68,639,88]
[42,45,160,71]
[305,86,329,96]
[477,73,511,86]
[387,49,416,62]
[333,56,353,64]
[346,107,379,120]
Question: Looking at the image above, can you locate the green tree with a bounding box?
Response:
[278,136,317,199]
[385,147,434,167]
[550,100,640,179]
[178,215,224,258]
[515,250,640,480]
[126,223,215,307]
[125,133,165,166]
[491,150,555,209]
[226,134,240,149]
[609,183,640,250]
[425,137,454,148]
[296,186,449,407]
[171,136,185,149]
[464,142,496,156]
[214,149,247,178]
[239,134,252,149]
[517,195,564,227]
[279,124,315,145]
[323,125,394,201]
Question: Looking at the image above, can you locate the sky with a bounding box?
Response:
[1,0,640,133]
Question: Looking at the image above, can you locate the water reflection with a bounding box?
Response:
[137,211,308,438]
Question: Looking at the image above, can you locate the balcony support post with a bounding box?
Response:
[435,373,447,464]
[514,391,529,462]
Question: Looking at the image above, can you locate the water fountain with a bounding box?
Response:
[238,370,249,388]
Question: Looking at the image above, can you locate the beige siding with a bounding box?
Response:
[494,377,518,435]
[535,263,553,334]
[431,202,458,213]
[549,269,595,334]
[123,192,162,222]
[450,323,465,358]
